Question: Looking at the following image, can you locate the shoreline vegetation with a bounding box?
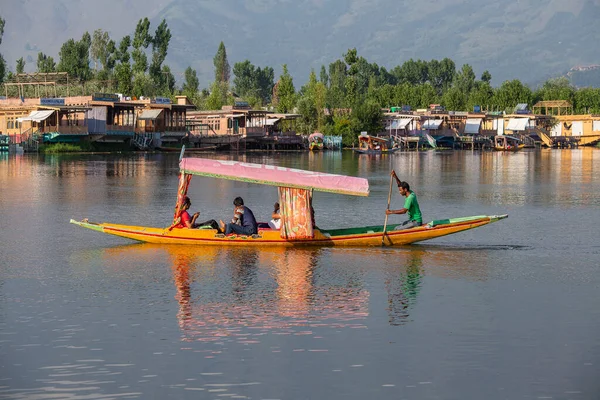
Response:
[40,142,131,154]
[2,16,600,152]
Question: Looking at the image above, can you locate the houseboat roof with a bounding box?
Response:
[179,157,370,197]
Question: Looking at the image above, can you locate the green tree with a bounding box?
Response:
[132,18,152,74]
[0,54,5,83]
[468,82,494,111]
[274,64,296,113]
[319,65,328,85]
[392,59,428,85]
[454,64,476,95]
[442,86,466,111]
[232,60,274,105]
[90,29,110,71]
[535,77,575,103]
[493,79,532,112]
[205,81,231,110]
[114,36,132,94]
[428,58,455,94]
[182,66,199,97]
[213,41,230,84]
[131,71,154,97]
[481,70,492,84]
[36,52,56,73]
[0,16,4,46]
[0,16,5,82]
[57,32,92,81]
[16,57,25,74]
[160,64,175,95]
[327,59,347,108]
[350,99,382,145]
[574,87,600,114]
[149,19,171,91]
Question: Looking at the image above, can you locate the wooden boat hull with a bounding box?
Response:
[494,144,525,151]
[354,147,400,154]
[70,215,507,247]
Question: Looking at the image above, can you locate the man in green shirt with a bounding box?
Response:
[385,171,423,230]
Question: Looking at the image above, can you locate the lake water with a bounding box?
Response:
[1,149,599,400]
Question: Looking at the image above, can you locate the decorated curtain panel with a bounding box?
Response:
[278,187,314,239]
[171,173,192,227]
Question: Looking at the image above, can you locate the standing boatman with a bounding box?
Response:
[385,170,423,230]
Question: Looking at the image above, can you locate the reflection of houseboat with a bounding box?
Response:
[494,135,524,151]
[0,135,9,152]
[355,134,399,154]
[308,132,324,151]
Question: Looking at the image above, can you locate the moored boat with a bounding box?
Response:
[494,135,525,151]
[71,155,507,247]
[308,132,324,151]
[354,133,400,154]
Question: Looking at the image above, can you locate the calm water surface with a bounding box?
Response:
[1,149,599,400]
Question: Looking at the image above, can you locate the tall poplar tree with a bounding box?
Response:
[0,16,5,83]
[275,64,296,113]
[132,18,152,74]
[16,57,25,74]
[149,19,171,91]
[36,52,56,73]
[213,41,230,84]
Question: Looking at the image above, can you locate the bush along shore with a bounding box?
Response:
[40,142,133,154]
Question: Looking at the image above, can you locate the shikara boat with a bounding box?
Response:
[70,157,507,247]
[354,134,400,154]
[308,132,324,151]
[494,135,525,151]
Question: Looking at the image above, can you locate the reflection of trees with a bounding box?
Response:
[385,250,423,326]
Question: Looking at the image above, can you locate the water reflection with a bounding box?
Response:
[385,250,423,326]
[99,245,370,346]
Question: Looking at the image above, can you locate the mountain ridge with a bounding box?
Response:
[1,0,599,87]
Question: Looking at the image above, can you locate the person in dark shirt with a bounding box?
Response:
[219,197,258,235]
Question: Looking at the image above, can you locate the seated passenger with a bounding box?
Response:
[219,197,258,236]
[176,196,199,229]
[268,202,281,230]
[176,196,221,232]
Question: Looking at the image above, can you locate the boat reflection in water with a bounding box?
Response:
[166,245,371,344]
[93,243,493,346]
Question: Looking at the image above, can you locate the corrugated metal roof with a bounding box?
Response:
[138,109,163,120]
[464,118,482,134]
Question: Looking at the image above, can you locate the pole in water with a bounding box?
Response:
[179,145,186,161]
[382,171,395,246]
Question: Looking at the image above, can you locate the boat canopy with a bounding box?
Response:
[308,132,324,141]
[179,158,370,197]
[358,135,388,143]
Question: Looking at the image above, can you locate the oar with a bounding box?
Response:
[381,171,395,246]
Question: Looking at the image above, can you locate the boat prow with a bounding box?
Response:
[70,214,508,247]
